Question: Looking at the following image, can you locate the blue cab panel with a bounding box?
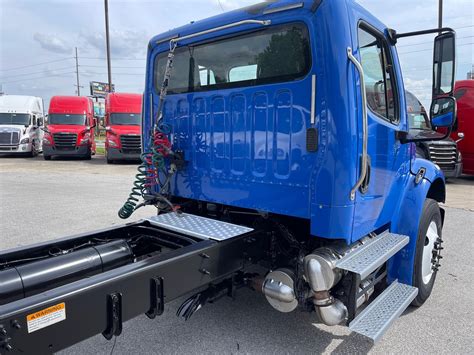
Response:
[142,0,442,255]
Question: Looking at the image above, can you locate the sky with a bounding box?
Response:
[0,0,472,110]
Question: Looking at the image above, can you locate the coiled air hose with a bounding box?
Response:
[118,42,178,219]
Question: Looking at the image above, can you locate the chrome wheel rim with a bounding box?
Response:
[422,221,438,284]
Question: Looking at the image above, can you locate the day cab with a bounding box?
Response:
[0,1,460,352]
[452,80,474,175]
[105,93,142,163]
[406,90,462,178]
[0,95,44,157]
[43,96,96,160]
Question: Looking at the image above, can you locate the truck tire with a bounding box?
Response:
[84,148,92,160]
[412,198,443,306]
[43,155,51,161]
[29,144,38,157]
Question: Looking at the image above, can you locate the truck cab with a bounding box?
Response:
[452,80,474,175]
[43,96,96,160]
[0,95,44,157]
[406,90,462,178]
[0,1,459,352]
[104,93,142,163]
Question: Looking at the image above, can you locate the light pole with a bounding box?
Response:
[104,0,112,92]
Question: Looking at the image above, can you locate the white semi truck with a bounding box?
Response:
[0,95,45,156]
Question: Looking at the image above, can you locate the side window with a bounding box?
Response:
[358,25,399,123]
[229,64,257,82]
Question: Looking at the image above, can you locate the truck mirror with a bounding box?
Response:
[430,96,456,128]
[432,32,455,98]
[37,117,43,126]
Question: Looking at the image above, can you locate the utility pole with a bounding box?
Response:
[104,0,112,92]
[438,0,443,33]
[75,47,80,96]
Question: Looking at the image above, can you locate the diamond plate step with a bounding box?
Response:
[335,231,409,279]
[146,213,254,241]
[349,281,418,342]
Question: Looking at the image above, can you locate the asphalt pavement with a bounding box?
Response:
[0,154,473,354]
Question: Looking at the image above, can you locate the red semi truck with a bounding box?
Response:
[43,96,96,160]
[453,80,474,175]
[105,93,142,163]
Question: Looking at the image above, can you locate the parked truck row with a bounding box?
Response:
[0,93,143,162]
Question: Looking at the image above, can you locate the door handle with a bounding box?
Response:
[347,47,369,200]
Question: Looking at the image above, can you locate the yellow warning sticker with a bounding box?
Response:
[26,303,66,333]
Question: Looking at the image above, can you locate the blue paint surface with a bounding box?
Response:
[143,0,446,282]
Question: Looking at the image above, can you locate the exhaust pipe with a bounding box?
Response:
[304,250,348,326]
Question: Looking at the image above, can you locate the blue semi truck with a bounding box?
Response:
[0,0,458,352]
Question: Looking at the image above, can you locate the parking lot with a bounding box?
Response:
[0,155,473,354]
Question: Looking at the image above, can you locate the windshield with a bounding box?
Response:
[406,92,431,130]
[109,113,141,125]
[154,23,310,94]
[48,114,86,125]
[0,113,31,125]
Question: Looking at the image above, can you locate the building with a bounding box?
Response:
[468,65,474,79]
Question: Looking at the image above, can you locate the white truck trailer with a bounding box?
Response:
[0,95,45,156]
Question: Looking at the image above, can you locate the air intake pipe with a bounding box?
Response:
[0,240,132,305]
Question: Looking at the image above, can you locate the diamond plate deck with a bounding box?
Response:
[335,232,409,279]
[349,281,418,342]
[146,213,254,241]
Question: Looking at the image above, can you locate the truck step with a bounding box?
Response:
[146,213,254,241]
[335,231,409,279]
[349,281,418,342]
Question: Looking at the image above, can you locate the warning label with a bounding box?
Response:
[27,303,66,333]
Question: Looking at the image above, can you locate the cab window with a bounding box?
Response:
[358,25,399,123]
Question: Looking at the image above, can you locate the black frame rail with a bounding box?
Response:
[0,222,265,354]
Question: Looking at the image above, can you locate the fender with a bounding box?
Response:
[388,156,445,285]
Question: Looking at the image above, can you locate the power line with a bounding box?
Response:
[78,57,145,61]
[82,71,144,76]
[1,72,76,84]
[79,64,144,69]
[398,35,474,48]
[0,67,73,79]
[0,58,73,71]
[398,42,474,55]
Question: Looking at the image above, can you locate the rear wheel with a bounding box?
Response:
[43,155,51,161]
[412,198,443,306]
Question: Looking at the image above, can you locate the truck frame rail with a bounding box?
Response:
[0,219,265,353]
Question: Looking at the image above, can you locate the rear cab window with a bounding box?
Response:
[154,23,311,94]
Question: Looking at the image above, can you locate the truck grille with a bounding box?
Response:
[428,142,457,171]
[53,133,77,150]
[120,135,141,153]
[0,131,20,145]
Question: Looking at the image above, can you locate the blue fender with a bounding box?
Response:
[388,156,445,285]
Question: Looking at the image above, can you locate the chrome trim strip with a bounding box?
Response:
[311,74,316,125]
[170,20,271,45]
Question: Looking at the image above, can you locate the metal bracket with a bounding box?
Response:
[347,47,369,201]
[146,277,165,319]
[0,325,13,352]
[102,293,122,340]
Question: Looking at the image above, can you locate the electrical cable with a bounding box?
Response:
[118,43,179,219]
[0,71,76,84]
[0,67,74,79]
[0,57,73,71]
